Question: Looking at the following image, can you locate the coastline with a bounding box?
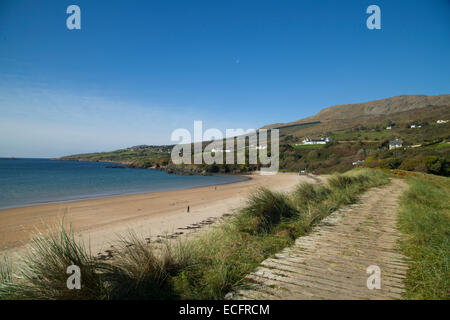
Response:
[0,173,323,261]
[0,173,249,211]
[0,158,250,210]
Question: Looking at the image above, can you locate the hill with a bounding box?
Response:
[57,145,173,167]
[58,94,450,176]
[264,94,450,129]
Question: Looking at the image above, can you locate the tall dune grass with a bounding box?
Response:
[106,232,192,299]
[397,174,450,300]
[0,168,389,300]
[0,227,110,300]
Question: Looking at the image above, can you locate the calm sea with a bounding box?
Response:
[0,158,245,210]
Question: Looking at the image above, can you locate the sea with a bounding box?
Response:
[0,158,245,210]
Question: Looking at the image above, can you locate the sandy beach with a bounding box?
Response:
[0,173,321,259]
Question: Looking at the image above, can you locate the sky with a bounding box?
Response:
[0,0,449,158]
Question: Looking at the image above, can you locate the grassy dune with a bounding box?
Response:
[0,169,389,300]
[397,173,450,300]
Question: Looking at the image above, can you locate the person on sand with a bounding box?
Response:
[187,205,190,213]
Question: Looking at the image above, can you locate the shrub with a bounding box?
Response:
[398,156,448,176]
[235,188,297,234]
[378,157,402,169]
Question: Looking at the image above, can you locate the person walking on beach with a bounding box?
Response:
[187,205,190,213]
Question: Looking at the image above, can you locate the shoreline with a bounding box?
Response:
[0,173,250,211]
[0,173,322,261]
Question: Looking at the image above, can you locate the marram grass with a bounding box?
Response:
[397,174,450,300]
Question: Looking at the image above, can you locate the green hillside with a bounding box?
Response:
[58,145,173,167]
[58,95,450,176]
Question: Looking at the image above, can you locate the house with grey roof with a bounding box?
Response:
[389,139,403,150]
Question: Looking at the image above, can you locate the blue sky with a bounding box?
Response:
[0,0,449,157]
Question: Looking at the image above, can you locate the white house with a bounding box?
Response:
[437,120,448,124]
[352,160,365,166]
[211,148,232,153]
[249,144,267,150]
[386,126,392,130]
[302,137,332,145]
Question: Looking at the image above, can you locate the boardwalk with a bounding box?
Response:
[229,179,409,300]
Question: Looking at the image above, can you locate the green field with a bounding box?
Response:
[332,130,394,141]
[291,144,325,149]
[432,142,450,149]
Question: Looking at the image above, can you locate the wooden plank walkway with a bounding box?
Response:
[228,179,409,300]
